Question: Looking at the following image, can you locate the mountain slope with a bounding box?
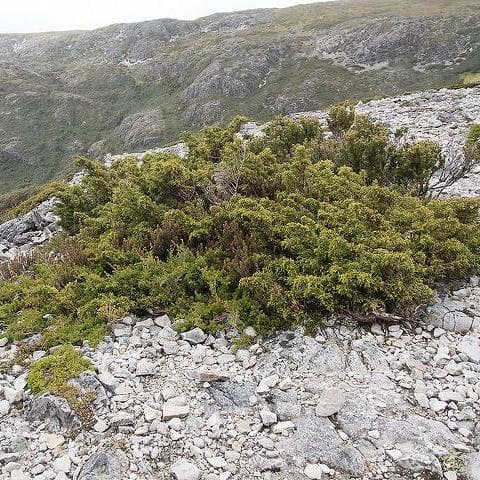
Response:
[1,0,479,193]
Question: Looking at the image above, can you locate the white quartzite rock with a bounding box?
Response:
[170,460,201,480]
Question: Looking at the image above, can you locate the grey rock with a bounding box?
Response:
[136,358,156,376]
[25,394,81,431]
[110,411,135,426]
[181,328,207,344]
[457,336,480,363]
[0,399,10,416]
[462,453,480,480]
[278,416,366,476]
[207,380,256,409]
[260,407,277,426]
[395,451,442,475]
[162,403,190,421]
[68,371,109,412]
[315,388,345,417]
[197,370,229,382]
[74,451,126,480]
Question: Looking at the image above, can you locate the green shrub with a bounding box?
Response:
[0,116,479,347]
[465,124,480,163]
[27,344,94,394]
[327,101,355,138]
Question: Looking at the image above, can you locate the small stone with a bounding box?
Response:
[111,411,135,426]
[45,434,64,449]
[207,456,227,468]
[154,314,172,328]
[368,430,380,439]
[371,323,383,336]
[162,403,190,421]
[304,464,323,479]
[315,388,345,417]
[0,399,10,416]
[162,385,177,401]
[170,460,201,480]
[279,378,293,390]
[10,471,31,480]
[31,350,46,361]
[197,370,229,382]
[457,336,480,363]
[444,471,457,480]
[414,392,430,409]
[272,421,295,434]
[243,326,257,337]
[217,354,235,365]
[53,455,71,473]
[136,358,156,376]
[97,372,118,391]
[0,337,8,347]
[4,387,23,404]
[433,328,445,338]
[181,328,207,344]
[260,407,277,426]
[144,405,162,422]
[430,398,448,412]
[113,325,131,337]
[256,374,279,394]
[438,390,465,403]
[93,419,109,433]
[163,342,180,355]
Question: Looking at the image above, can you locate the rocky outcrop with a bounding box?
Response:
[0,198,59,261]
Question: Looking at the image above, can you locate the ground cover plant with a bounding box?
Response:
[1,109,480,360]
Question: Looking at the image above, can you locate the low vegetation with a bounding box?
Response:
[1,109,480,356]
[27,344,94,395]
[0,182,65,223]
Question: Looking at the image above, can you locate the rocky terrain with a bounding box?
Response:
[1,288,480,480]
[1,86,480,479]
[0,0,479,193]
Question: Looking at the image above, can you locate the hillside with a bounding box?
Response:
[0,0,480,193]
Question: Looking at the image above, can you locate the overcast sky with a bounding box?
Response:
[1,0,324,34]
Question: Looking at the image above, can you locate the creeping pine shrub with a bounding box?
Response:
[1,115,480,350]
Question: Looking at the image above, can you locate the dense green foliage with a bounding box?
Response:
[1,114,480,350]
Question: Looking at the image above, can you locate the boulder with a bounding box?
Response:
[25,394,80,431]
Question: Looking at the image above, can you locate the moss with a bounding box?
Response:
[27,344,94,395]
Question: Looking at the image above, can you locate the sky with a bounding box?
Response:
[0,0,324,34]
